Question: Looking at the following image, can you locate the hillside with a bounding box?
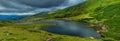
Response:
[18,0,120,40]
[20,0,120,21]
[0,20,12,26]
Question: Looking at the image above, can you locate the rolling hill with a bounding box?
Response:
[20,0,120,40]
[0,0,120,41]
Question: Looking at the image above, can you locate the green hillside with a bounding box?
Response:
[20,0,120,40]
[3,0,120,41]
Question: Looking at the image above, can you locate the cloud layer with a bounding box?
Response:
[0,0,84,15]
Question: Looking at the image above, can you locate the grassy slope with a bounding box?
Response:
[95,3,120,40]
[69,0,120,40]
[0,24,101,41]
[63,0,120,40]
[20,0,120,40]
[0,21,12,26]
[2,0,120,41]
[0,3,102,41]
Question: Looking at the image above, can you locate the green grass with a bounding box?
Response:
[94,3,120,40]
[1,0,120,41]
[20,0,120,40]
[0,24,102,41]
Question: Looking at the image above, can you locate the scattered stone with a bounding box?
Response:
[6,33,13,36]
[46,38,53,41]
[97,30,100,33]
[101,25,107,32]
[89,37,95,39]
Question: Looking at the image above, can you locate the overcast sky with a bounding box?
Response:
[0,0,84,15]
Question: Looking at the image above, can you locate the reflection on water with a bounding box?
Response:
[16,20,101,39]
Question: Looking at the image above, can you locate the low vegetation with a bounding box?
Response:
[1,0,120,41]
[0,24,102,41]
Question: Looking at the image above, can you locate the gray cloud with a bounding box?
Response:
[0,0,84,15]
[18,0,66,8]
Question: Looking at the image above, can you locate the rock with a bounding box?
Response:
[89,37,95,39]
[97,31,100,33]
[101,25,108,32]
[46,38,53,41]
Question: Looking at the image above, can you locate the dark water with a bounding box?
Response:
[0,15,25,20]
[16,20,101,39]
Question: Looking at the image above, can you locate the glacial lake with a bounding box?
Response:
[16,20,101,39]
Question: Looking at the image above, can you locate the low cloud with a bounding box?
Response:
[0,0,84,15]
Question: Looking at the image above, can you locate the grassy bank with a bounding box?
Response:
[0,24,103,41]
[1,0,120,41]
[19,0,120,40]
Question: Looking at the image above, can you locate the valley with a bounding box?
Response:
[0,0,120,41]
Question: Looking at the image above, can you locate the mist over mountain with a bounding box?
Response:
[0,0,84,15]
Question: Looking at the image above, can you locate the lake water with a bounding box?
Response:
[16,20,101,39]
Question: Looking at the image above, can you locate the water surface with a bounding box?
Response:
[16,20,101,39]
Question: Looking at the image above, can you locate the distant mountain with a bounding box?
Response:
[0,15,25,20]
